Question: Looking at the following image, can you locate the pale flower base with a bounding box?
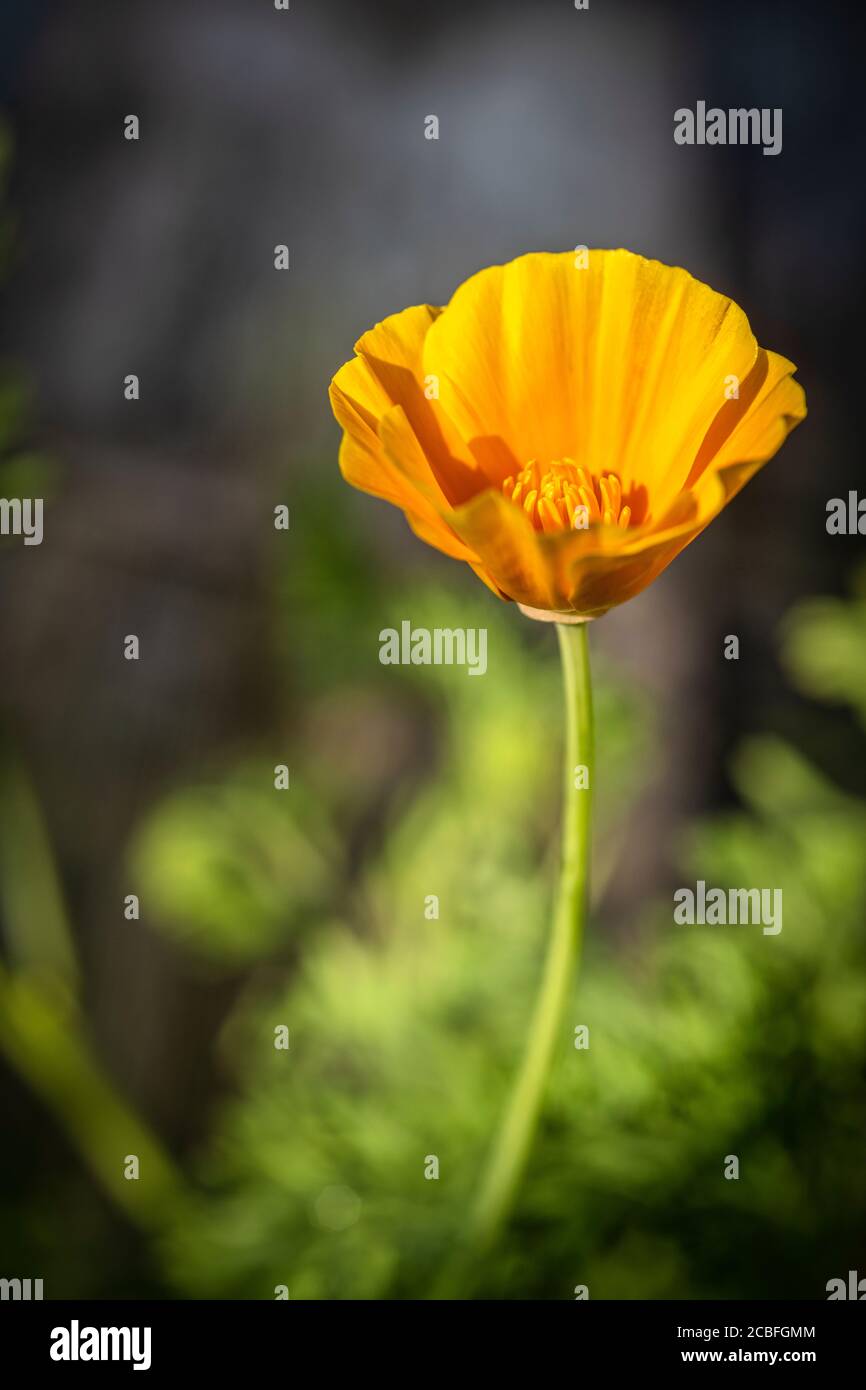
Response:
[517,604,593,625]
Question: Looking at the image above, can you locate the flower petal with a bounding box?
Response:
[422,249,759,516]
[378,405,484,563]
[443,472,727,615]
[332,303,481,506]
[686,349,806,488]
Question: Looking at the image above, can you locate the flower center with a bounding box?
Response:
[501,460,632,533]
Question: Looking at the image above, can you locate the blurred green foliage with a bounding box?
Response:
[127,561,866,1300]
[130,768,338,968]
[780,565,866,727]
[0,744,186,1263]
[3,421,865,1294]
[0,129,171,1291]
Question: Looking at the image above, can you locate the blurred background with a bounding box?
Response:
[0,0,863,1299]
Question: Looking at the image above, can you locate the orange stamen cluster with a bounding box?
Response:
[501,459,632,533]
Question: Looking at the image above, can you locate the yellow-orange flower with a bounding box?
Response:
[329,250,806,619]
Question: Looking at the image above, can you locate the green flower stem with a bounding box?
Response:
[467,621,594,1256]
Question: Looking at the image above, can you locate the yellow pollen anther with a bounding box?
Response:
[502,460,633,534]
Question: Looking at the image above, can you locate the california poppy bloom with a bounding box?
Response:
[329,249,805,621]
[329,250,805,1290]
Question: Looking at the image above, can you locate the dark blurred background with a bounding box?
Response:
[0,0,863,1300]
